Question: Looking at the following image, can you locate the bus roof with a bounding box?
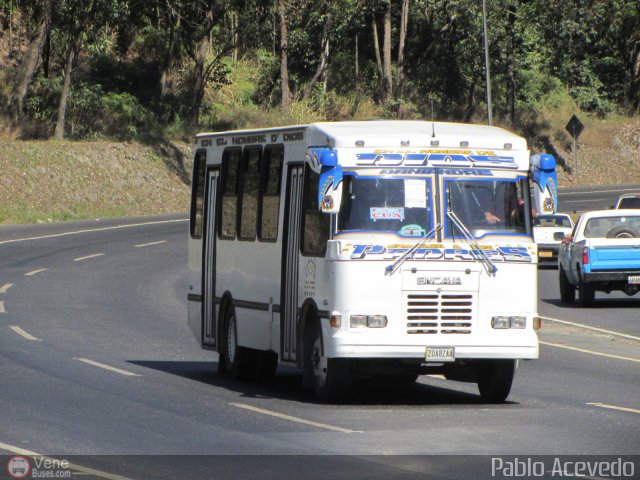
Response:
[307,121,527,151]
[196,120,528,152]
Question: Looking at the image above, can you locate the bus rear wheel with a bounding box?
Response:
[476,359,515,403]
[221,306,254,380]
[305,319,349,402]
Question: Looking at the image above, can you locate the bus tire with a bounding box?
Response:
[476,359,515,403]
[578,282,595,307]
[559,266,575,303]
[305,319,349,402]
[221,305,254,380]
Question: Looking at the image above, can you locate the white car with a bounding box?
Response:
[533,213,574,266]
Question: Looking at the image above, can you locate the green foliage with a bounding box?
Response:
[3,0,639,138]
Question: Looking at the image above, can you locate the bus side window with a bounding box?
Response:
[189,150,207,238]
[259,146,283,241]
[301,165,330,256]
[239,147,262,240]
[220,148,241,239]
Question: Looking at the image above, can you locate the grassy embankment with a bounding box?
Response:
[0,140,192,224]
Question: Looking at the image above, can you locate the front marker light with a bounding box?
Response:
[350,315,368,328]
[510,316,526,329]
[368,315,388,328]
[491,316,511,329]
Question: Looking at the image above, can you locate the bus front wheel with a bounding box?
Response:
[476,359,515,403]
[304,319,349,402]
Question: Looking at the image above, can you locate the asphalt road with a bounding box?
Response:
[0,216,638,479]
[558,184,640,214]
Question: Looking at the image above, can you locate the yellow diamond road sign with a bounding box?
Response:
[566,114,584,140]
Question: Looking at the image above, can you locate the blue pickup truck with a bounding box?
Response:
[558,209,640,306]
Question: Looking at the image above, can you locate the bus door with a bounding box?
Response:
[202,168,219,347]
[281,164,304,362]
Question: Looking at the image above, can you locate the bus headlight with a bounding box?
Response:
[350,315,368,328]
[368,315,388,328]
[491,316,511,329]
[492,316,526,329]
[350,315,388,328]
[510,316,526,329]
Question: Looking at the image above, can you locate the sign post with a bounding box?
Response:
[565,114,585,184]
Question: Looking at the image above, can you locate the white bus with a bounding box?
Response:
[187,120,551,402]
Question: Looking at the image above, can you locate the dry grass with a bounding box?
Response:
[547,116,640,187]
[0,140,192,224]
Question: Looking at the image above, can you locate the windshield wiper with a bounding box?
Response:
[446,208,497,275]
[385,224,442,276]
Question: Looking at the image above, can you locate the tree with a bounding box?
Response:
[6,0,55,124]
[395,0,409,99]
[278,0,290,111]
[382,0,392,104]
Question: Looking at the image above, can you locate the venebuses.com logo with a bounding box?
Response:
[6,455,72,479]
[7,456,30,479]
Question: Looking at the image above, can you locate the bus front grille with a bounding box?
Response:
[404,292,475,334]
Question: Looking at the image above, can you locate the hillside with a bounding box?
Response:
[0,140,192,224]
[1,117,638,225]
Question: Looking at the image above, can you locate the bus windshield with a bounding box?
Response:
[337,175,434,237]
[444,178,528,238]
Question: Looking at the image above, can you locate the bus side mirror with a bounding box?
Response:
[318,165,343,214]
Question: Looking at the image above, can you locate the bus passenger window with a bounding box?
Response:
[259,146,283,241]
[239,148,261,240]
[220,149,241,239]
[190,150,206,238]
[302,166,330,256]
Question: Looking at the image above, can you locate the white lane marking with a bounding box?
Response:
[587,403,640,415]
[134,240,167,248]
[73,253,105,262]
[542,316,640,342]
[0,218,187,246]
[73,357,141,377]
[230,402,362,434]
[9,326,41,341]
[563,198,610,203]
[540,341,640,363]
[561,187,640,196]
[24,268,48,276]
[428,374,446,379]
[0,283,13,293]
[0,441,131,480]
[0,301,5,313]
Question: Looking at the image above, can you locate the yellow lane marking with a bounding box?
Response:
[0,218,187,246]
[230,402,362,434]
[9,326,41,341]
[134,240,167,248]
[73,253,105,262]
[0,283,13,293]
[540,341,640,363]
[24,268,48,276]
[0,301,5,313]
[73,357,141,377]
[587,403,640,415]
[0,441,131,480]
[542,316,640,342]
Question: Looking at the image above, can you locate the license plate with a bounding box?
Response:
[425,346,455,362]
[628,276,640,284]
[539,251,553,258]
